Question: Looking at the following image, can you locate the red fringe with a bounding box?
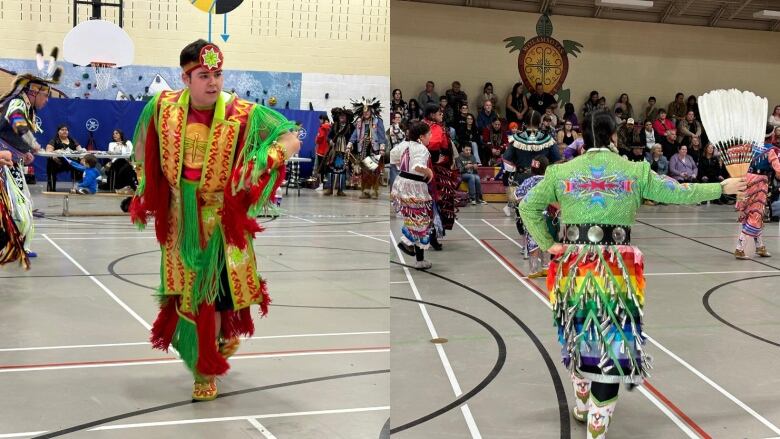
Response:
[220,307,255,339]
[221,159,286,249]
[195,303,230,376]
[149,298,179,352]
[131,117,170,244]
[259,278,271,317]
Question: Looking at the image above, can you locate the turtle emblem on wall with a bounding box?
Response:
[504,14,583,105]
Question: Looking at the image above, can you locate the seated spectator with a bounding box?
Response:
[769,126,780,146]
[625,144,646,162]
[614,107,625,125]
[582,90,599,117]
[687,135,703,164]
[101,128,136,193]
[698,143,725,183]
[640,120,656,149]
[483,118,507,165]
[456,145,487,204]
[617,118,636,155]
[556,120,579,152]
[667,92,687,122]
[669,144,697,183]
[45,123,84,192]
[642,96,659,124]
[698,143,729,204]
[646,144,669,175]
[652,109,675,137]
[457,113,483,164]
[659,129,678,159]
[439,96,455,128]
[454,103,470,135]
[478,82,499,113]
[417,81,439,107]
[540,114,556,138]
[686,95,700,121]
[544,106,558,127]
[407,99,422,122]
[769,105,780,128]
[64,153,99,194]
[561,102,579,131]
[391,89,407,120]
[614,93,634,120]
[476,100,498,131]
[505,82,528,126]
[528,81,556,114]
[445,81,468,110]
[596,96,608,110]
[677,110,702,147]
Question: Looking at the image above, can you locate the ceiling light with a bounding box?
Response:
[753,9,780,19]
[595,0,654,10]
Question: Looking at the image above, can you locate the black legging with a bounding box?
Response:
[100,159,137,191]
[580,364,620,402]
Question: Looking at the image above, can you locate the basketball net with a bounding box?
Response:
[90,62,115,91]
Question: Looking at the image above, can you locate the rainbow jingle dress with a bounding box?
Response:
[129,88,295,396]
[518,149,723,385]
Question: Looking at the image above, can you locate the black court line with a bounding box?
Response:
[30,369,389,438]
[390,261,571,438]
[107,245,386,290]
[636,219,780,271]
[703,274,780,348]
[268,219,390,229]
[389,296,507,434]
[0,267,388,280]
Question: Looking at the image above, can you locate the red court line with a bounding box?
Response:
[0,346,390,370]
[645,381,712,439]
[480,238,711,439]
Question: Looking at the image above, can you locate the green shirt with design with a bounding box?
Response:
[519,149,722,251]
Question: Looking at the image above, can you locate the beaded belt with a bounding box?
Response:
[561,224,631,245]
[399,171,428,182]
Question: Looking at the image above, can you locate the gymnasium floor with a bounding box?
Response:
[391,203,780,439]
[0,187,389,438]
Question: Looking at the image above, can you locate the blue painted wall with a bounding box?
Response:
[0,59,301,108]
[32,98,323,182]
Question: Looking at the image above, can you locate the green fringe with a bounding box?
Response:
[131,94,159,165]
[171,315,198,372]
[192,227,225,308]
[180,181,202,270]
[234,105,296,214]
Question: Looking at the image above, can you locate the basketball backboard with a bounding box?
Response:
[63,19,134,67]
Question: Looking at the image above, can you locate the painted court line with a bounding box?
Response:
[288,215,316,223]
[247,418,277,438]
[36,234,390,240]
[0,347,390,373]
[348,231,390,244]
[0,331,390,353]
[89,406,390,431]
[390,232,482,438]
[42,234,152,331]
[0,432,48,439]
[470,220,780,437]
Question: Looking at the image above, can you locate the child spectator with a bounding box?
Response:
[65,154,100,194]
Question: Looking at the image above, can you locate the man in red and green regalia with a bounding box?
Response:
[129,39,301,401]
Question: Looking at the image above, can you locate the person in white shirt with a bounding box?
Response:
[101,128,136,193]
[108,129,133,156]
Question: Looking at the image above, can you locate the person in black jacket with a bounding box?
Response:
[456,113,483,164]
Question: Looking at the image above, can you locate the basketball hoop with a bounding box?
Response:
[90,62,115,91]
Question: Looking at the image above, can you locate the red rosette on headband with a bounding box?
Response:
[185,44,224,74]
